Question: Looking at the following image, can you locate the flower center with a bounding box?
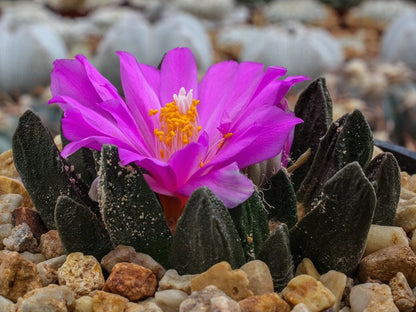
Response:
[149,87,201,160]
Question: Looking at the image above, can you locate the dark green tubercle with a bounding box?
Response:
[297,110,373,219]
[12,110,96,229]
[365,152,401,226]
[229,191,270,262]
[99,144,172,267]
[257,223,294,292]
[290,77,333,192]
[55,195,113,260]
[290,162,376,276]
[168,187,245,274]
[262,169,298,229]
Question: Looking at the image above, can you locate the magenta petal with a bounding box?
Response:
[209,107,302,169]
[198,61,264,137]
[118,51,161,150]
[160,47,198,104]
[139,158,178,196]
[168,142,208,186]
[177,162,254,208]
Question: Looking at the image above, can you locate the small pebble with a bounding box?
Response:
[291,303,313,312]
[320,270,347,311]
[57,252,104,296]
[295,258,320,280]
[72,296,93,312]
[89,290,129,312]
[101,245,165,280]
[103,262,157,301]
[389,272,416,312]
[3,223,38,253]
[0,224,12,249]
[37,255,67,287]
[126,298,163,312]
[395,203,416,233]
[158,269,196,294]
[0,194,22,225]
[358,245,416,283]
[364,225,409,256]
[190,261,253,301]
[239,292,290,312]
[0,250,42,302]
[15,284,75,312]
[39,230,65,259]
[20,251,46,264]
[349,283,399,312]
[11,207,47,242]
[0,178,33,208]
[282,274,335,312]
[240,260,274,295]
[0,295,16,312]
[180,285,239,312]
[155,289,189,312]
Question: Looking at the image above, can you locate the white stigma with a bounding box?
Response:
[174,87,193,114]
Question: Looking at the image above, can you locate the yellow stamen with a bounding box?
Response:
[224,132,233,139]
[149,109,159,116]
[149,87,201,161]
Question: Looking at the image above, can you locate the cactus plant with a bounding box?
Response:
[11,75,402,284]
[381,10,416,71]
[217,23,343,80]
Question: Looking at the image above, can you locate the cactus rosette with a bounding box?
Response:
[12,48,401,289]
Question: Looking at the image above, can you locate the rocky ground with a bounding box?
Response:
[1,146,416,312]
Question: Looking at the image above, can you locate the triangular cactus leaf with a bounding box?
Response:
[365,152,401,225]
[12,110,96,229]
[290,162,376,276]
[290,78,333,191]
[262,169,297,228]
[297,110,373,218]
[257,223,294,292]
[99,144,172,267]
[55,195,112,260]
[168,187,245,274]
[229,191,270,261]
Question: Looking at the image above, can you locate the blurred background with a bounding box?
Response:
[0,0,415,154]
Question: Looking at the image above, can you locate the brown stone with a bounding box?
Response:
[239,293,291,312]
[0,150,19,180]
[39,230,65,259]
[103,262,157,301]
[158,269,196,294]
[89,290,128,312]
[389,272,416,312]
[57,252,104,296]
[101,245,165,280]
[190,261,253,301]
[0,176,33,208]
[240,260,274,295]
[11,207,47,242]
[15,284,75,312]
[358,245,416,283]
[37,255,67,287]
[0,250,42,302]
[180,285,239,312]
[0,193,22,224]
[295,258,320,280]
[349,283,399,312]
[3,223,38,253]
[281,275,335,312]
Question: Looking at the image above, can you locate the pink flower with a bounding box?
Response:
[49,47,307,213]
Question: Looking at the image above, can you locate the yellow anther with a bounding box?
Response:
[149,109,159,116]
[160,150,164,158]
[198,126,202,131]
[200,161,204,168]
[224,132,233,139]
[218,140,224,149]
